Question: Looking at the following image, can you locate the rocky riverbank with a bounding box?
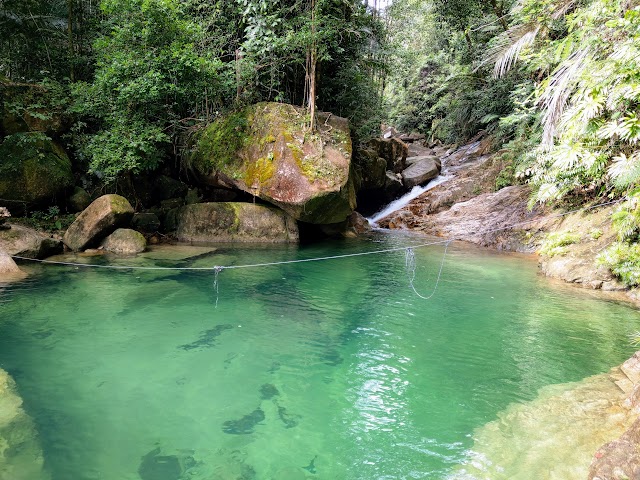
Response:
[376,136,632,302]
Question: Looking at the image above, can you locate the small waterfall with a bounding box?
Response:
[367,174,453,225]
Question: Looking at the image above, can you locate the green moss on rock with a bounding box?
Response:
[0,133,73,206]
[191,102,356,224]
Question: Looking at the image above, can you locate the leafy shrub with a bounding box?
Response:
[538,230,581,257]
[598,242,640,287]
[13,206,76,232]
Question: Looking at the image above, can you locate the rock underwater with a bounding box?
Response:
[191,102,356,224]
[0,369,49,480]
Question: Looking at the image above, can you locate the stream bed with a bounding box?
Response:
[1,231,639,479]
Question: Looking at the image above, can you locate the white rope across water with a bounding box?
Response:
[8,198,624,303]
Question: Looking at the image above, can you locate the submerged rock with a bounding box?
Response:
[259,383,279,400]
[178,324,233,351]
[172,202,299,244]
[451,370,633,480]
[63,194,134,251]
[192,102,356,224]
[222,408,265,435]
[0,224,62,259]
[100,228,146,255]
[0,369,49,480]
[138,447,196,480]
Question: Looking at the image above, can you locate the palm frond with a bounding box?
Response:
[485,24,540,78]
[538,47,591,148]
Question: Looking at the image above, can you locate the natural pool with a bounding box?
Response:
[1,231,639,480]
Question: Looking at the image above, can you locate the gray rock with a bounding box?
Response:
[132,213,161,233]
[0,224,62,258]
[406,155,441,168]
[402,158,441,188]
[174,202,298,244]
[368,137,408,173]
[0,207,10,229]
[622,352,640,385]
[63,194,134,251]
[384,171,404,199]
[68,187,92,213]
[101,229,147,255]
[0,250,26,279]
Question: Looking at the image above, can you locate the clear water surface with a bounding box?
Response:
[0,231,639,480]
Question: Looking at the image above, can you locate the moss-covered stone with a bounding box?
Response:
[101,228,147,255]
[173,202,299,244]
[191,102,356,224]
[0,133,73,208]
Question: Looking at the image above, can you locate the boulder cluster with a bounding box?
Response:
[355,128,445,214]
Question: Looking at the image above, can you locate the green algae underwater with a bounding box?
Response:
[1,231,640,480]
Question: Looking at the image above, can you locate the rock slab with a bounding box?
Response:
[173,202,299,244]
[63,194,134,251]
[101,229,147,255]
[192,102,356,224]
[402,157,441,188]
[0,224,62,259]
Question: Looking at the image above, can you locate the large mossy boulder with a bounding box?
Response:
[63,194,134,251]
[100,228,147,255]
[0,224,62,259]
[191,102,356,224]
[0,134,73,209]
[172,202,298,244]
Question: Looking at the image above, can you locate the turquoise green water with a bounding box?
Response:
[1,232,639,480]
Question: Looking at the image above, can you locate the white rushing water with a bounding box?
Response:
[367,174,453,225]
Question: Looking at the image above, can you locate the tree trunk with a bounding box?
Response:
[306,0,317,131]
[67,0,75,81]
[489,0,508,31]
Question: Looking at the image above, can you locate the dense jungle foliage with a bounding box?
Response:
[1,0,639,282]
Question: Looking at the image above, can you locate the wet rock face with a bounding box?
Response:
[192,102,356,224]
[63,194,135,251]
[172,202,299,244]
